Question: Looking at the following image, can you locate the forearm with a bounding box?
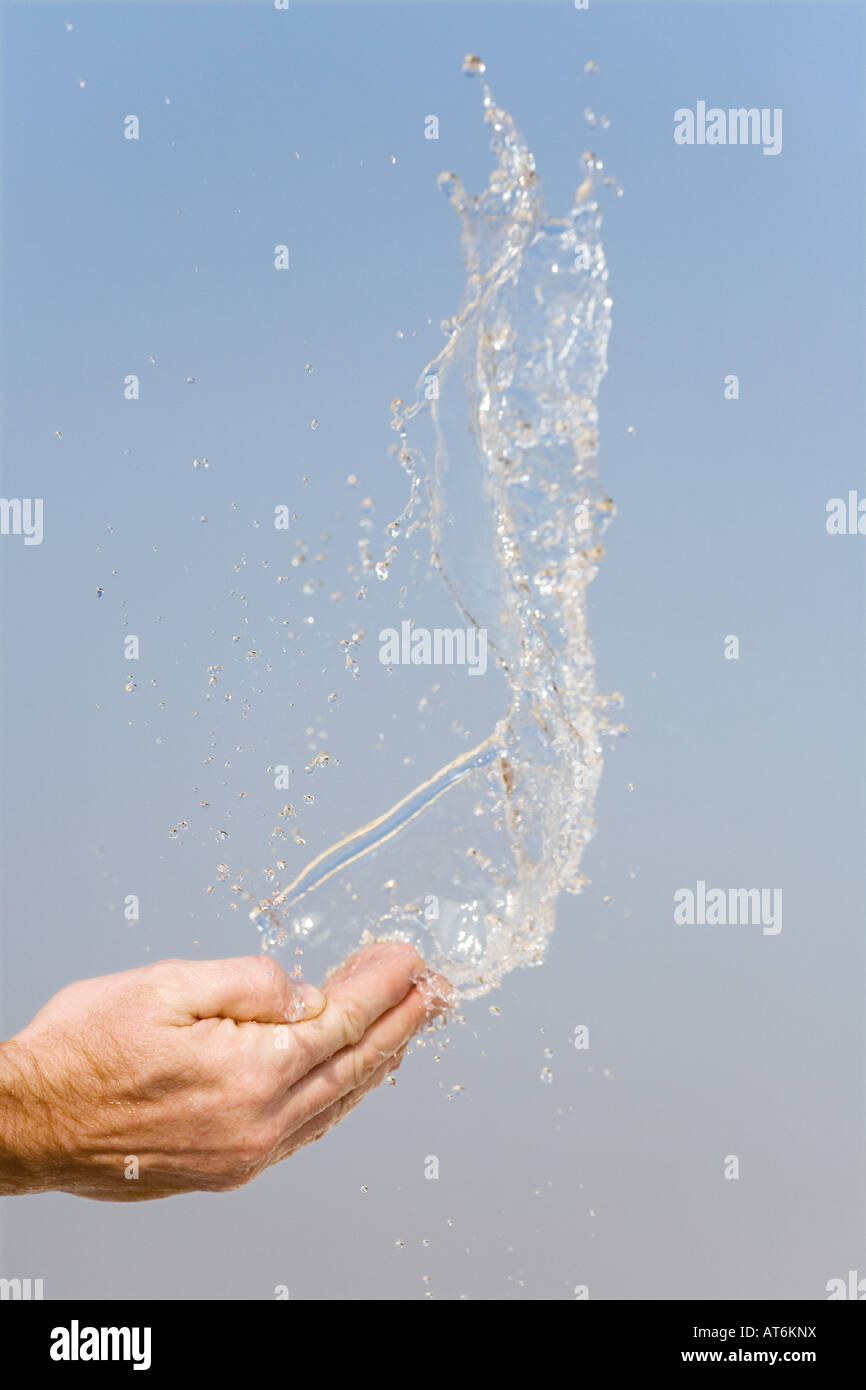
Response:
[0,1038,54,1195]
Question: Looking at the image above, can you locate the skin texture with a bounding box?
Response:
[0,943,449,1201]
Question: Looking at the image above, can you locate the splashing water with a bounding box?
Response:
[251,65,621,999]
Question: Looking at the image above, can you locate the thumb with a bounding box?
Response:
[171,956,326,1025]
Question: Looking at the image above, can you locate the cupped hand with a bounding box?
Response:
[0,943,449,1200]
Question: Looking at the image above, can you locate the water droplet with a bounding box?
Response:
[462,54,486,76]
[584,59,599,74]
[626,425,636,435]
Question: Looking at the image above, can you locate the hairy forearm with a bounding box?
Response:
[0,1038,54,1195]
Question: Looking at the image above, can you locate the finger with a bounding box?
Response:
[280,980,433,1125]
[411,966,455,1013]
[166,955,326,1026]
[320,939,421,992]
[270,1047,409,1166]
[324,945,453,1013]
[290,941,426,1070]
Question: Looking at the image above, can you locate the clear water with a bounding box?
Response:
[251,66,621,999]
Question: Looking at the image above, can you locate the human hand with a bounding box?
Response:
[0,943,447,1200]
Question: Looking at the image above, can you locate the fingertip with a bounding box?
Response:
[413,967,455,1015]
[290,982,327,1021]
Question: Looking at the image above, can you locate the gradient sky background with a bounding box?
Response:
[1,0,864,1300]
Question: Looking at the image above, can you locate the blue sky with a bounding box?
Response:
[1,0,863,1300]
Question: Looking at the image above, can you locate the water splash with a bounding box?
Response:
[257,739,500,919]
[251,65,620,999]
